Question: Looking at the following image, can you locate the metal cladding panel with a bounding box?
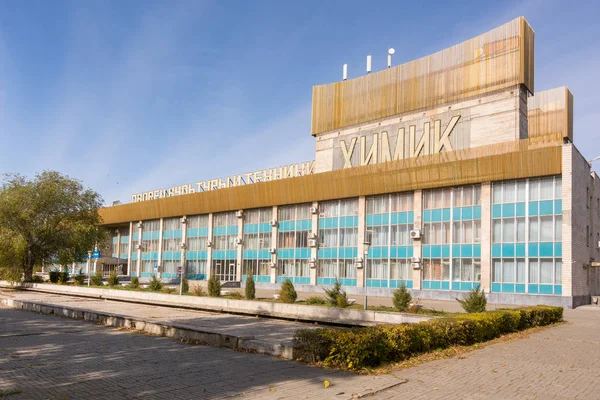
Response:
[99,134,562,226]
[528,87,573,142]
[311,17,535,136]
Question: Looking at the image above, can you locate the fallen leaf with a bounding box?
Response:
[269,388,275,392]
[324,380,330,388]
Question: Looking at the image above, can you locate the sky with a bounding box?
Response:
[0,0,599,205]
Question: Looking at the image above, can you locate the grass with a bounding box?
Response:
[0,388,22,398]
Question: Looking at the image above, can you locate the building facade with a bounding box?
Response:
[99,17,600,308]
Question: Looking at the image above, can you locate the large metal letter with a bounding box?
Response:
[340,137,357,168]
[360,133,378,166]
[434,115,459,153]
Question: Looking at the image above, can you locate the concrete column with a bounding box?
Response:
[562,145,573,297]
[480,182,492,293]
[136,221,142,277]
[357,196,366,288]
[411,190,423,290]
[127,221,133,277]
[236,212,244,281]
[157,218,164,278]
[206,213,214,279]
[271,206,278,284]
[181,216,187,278]
[310,201,319,285]
[116,229,121,259]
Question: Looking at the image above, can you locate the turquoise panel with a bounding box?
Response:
[244,224,258,234]
[442,208,451,221]
[130,272,137,277]
[462,207,473,220]
[407,247,414,258]
[461,282,474,291]
[539,200,554,216]
[132,233,139,241]
[423,210,431,223]
[199,228,209,236]
[423,246,431,257]
[390,280,412,289]
[339,217,346,228]
[373,214,382,226]
[367,279,387,288]
[142,232,152,240]
[131,253,138,260]
[554,285,562,295]
[331,218,339,228]
[441,281,450,290]
[398,212,408,224]
[163,231,173,239]
[397,246,408,258]
[408,212,414,224]
[351,216,359,227]
[501,283,515,293]
[528,243,538,257]
[474,206,482,219]
[539,242,553,257]
[462,245,473,258]
[111,253,117,258]
[317,248,325,259]
[390,213,398,225]
[528,284,539,294]
[554,243,562,257]
[187,228,198,237]
[452,282,461,291]
[554,200,562,214]
[491,283,501,292]
[516,203,526,217]
[515,284,526,293]
[516,243,526,257]
[381,247,389,258]
[259,223,271,233]
[453,208,462,221]
[381,214,390,225]
[501,243,514,257]
[539,284,553,295]
[370,247,381,258]
[442,245,450,258]
[473,244,481,257]
[492,205,501,218]
[502,203,515,218]
[340,278,357,287]
[430,281,441,290]
[422,280,431,289]
[112,237,118,244]
[431,245,441,258]
[259,249,270,259]
[390,247,397,258]
[529,201,539,216]
[366,215,373,226]
[452,244,461,257]
[431,209,442,222]
[186,273,206,280]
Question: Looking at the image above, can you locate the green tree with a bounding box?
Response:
[245,275,256,300]
[0,171,106,281]
[279,278,297,303]
[392,283,412,312]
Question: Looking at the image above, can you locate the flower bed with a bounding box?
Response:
[292,306,563,370]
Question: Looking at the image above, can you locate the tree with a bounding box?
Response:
[0,171,106,281]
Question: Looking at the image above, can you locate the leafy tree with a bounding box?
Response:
[0,171,105,281]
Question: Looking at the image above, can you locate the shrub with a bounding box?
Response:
[128,276,140,289]
[49,271,61,283]
[107,271,119,287]
[324,279,348,307]
[192,285,205,296]
[57,272,69,284]
[279,278,297,303]
[293,306,563,371]
[149,276,163,291]
[245,275,256,300]
[228,291,244,300]
[306,296,326,305]
[392,284,412,312]
[162,286,176,294]
[457,286,487,313]
[208,275,222,297]
[73,273,85,286]
[31,275,44,283]
[90,271,103,286]
[181,277,189,294]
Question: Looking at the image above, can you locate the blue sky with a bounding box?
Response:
[0,0,598,204]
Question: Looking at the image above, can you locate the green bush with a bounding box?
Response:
[293,306,563,370]
[107,271,119,287]
[162,286,176,294]
[89,271,103,286]
[149,276,163,291]
[49,271,69,284]
[324,279,348,307]
[128,276,140,289]
[392,284,412,312]
[457,286,487,313]
[306,296,326,305]
[181,277,189,294]
[73,273,85,286]
[228,291,244,300]
[208,275,222,297]
[245,275,256,300]
[192,285,205,296]
[279,278,297,303]
[31,275,44,283]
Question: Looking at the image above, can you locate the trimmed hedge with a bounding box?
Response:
[293,306,563,370]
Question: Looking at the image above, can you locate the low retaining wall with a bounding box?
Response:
[0,297,296,359]
[1,282,434,326]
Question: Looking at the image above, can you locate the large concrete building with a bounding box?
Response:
[98,17,600,308]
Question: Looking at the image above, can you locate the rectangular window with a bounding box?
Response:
[539,217,553,242]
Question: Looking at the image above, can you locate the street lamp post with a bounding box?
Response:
[588,156,600,167]
[363,234,371,311]
[87,250,92,286]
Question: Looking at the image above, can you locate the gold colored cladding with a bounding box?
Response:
[99,134,562,226]
[311,17,535,136]
[528,87,573,142]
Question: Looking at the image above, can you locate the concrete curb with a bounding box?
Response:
[0,297,296,359]
[1,282,435,326]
